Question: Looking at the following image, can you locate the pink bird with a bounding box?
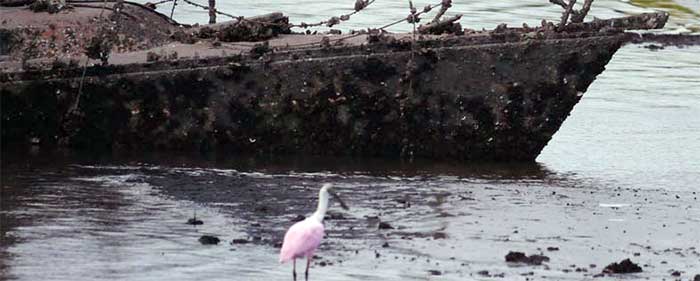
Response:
[279,183,349,281]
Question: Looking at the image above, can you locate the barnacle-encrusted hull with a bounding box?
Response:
[0,4,668,161]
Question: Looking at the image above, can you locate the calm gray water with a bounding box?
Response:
[2,0,700,280]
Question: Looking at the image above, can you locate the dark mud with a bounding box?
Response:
[505,251,550,265]
[602,258,642,274]
[199,235,221,245]
[1,152,698,280]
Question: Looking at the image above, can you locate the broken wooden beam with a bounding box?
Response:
[190,12,291,42]
[418,14,462,35]
[561,11,668,32]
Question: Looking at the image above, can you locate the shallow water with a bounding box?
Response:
[2,0,700,280]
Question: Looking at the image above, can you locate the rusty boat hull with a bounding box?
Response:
[0,4,669,161]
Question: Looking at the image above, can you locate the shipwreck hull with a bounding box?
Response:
[0,6,669,161]
[1,36,623,161]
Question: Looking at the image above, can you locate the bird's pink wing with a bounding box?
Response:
[279,221,325,263]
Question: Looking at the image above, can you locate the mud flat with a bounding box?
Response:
[1,154,698,280]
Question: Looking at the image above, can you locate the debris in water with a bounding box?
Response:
[602,258,642,274]
[198,235,220,245]
[505,251,550,265]
[291,214,305,222]
[378,222,394,230]
[546,246,560,251]
[231,239,249,244]
[325,212,346,220]
[187,210,203,225]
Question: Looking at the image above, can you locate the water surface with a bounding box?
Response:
[2,0,699,280]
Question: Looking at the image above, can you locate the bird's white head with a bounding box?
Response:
[311,183,349,222]
[320,183,333,193]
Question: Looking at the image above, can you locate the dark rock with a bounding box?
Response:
[505,251,550,265]
[432,232,447,239]
[428,270,442,275]
[319,261,327,267]
[378,222,394,230]
[198,235,220,245]
[477,270,490,276]
[644,44,665,51]
[694,274,700,281]
[231,239,249,244]
[670,271,681,276]
[546,246,559,251]
[216,13,290,42]
[187,217,203,225]
[291,214,305,222]
[602,258,642,274]
[381,242,390,248]
[325,212,346,220]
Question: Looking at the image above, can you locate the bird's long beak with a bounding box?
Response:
[328,190,349,210]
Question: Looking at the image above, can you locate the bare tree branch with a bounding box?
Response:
[571,0,594,23]
[558,0,576,31]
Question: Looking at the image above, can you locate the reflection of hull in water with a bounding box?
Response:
[0,3,668,161]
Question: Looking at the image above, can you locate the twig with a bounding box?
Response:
[431,0,452,23]
[571,0,593,23]
[152,0,173,5]
[409,0,417,60]
[548,0,568,9]
[70,57,89,114]
[558,0,576,31]
[549,0,596,29]
[170,0,177,18]
[99,0,106,17]
[418,14,462,34]
[208,0,215,24]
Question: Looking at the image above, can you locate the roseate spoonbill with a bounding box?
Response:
[279,183,349,281]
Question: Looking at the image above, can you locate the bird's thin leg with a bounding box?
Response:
[293,259,297,281]
[305,256,311,281]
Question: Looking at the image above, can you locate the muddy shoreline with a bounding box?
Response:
[2,152,698,280]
